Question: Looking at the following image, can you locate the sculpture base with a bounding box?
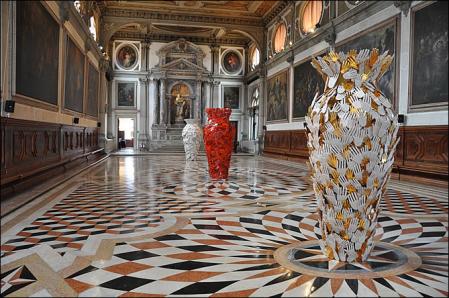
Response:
[274,240,421,279]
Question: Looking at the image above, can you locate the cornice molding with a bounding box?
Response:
[103,9,263,27]
[112,32,248,46]
[393,1,412,17]
[263,1,289,27]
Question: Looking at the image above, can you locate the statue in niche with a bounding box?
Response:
[175,93,187,123]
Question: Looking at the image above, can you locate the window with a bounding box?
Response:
[300,1,323,34]
[250,46,260,70]
[89,16,97,41]
[273,23,287,53]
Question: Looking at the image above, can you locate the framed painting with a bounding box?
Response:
[223,86,240,110]
[64,36,85,113]
[293,58,325,119]
[410,1,448,111]
[86,62,99,117]
[222,50,242,75]
[15,1,59,105]
[117,82,136,108]
[266,69,289,122]
[335,17,398,109]
[115,43,138,70]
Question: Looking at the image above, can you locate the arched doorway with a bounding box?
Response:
[170,83,191,124]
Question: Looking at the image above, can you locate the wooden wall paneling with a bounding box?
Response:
[402,126,448,175]
[1,118,61,184]
[264,126,448,182]
[84,127,100,153]
[61,125,86,160]
[289,130,308,159]
[264,130,291,155]
[1,117,102,187]
[393,126,405,168]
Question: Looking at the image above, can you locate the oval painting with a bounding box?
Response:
[116,44,138,70]
[222,50,242,74]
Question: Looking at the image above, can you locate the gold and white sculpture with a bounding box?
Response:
[305,49,399,262]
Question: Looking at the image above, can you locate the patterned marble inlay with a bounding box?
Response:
[1,155,448,297]
[160,181,307,200]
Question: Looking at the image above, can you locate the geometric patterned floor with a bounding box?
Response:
[1,155,448,297]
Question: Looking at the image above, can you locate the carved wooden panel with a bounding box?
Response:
[1,118,61,184]
[1,117,100,186]
[401,126,448,174]
[264,130,290,155]
[393,127,405,167]
[290,130,308,158]
[263,126,448,179]
[85,127,99,153]
[62,126,86,160]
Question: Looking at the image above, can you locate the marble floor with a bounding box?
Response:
[1,155,448,297]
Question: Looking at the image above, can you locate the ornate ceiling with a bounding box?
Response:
[95,0,285,49]
[101,1,278,19]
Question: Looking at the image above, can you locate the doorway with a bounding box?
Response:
[117,118,135,149]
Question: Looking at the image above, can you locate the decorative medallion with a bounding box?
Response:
[221,49,242,75]
[115,43,138,70]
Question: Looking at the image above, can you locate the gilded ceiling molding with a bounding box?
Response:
[112,32,248,46]
[263,1,289,26]
[103,9,263,27]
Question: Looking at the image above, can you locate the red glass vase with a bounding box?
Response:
[203,108,235,180]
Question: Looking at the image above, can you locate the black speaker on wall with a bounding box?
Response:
[4,100,15,113]
[73,117,79,124]
[97,122,101,127]
[398,114,405,124]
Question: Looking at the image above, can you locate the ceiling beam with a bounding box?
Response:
[103,9,264,28]
[247,1,263,13]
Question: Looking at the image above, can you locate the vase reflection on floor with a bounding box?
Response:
[203,108,235,181]
[305,49,399,262]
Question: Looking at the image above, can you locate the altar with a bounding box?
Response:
[149,39,211,150]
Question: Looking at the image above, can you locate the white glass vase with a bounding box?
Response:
[182,119,202,161]
[305,49,399,262]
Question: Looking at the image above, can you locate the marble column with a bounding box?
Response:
[138,77,149,146]
[195,80,202,119]
[106,79,114,139]
[210,44,220,75]
[189,97,194,119]
[142,42,151,71]
[159,77,166,125]
[151,78,159,127]
[212,81,220,108]
[203,81,211,124]
[98,57,109,145]
[258,74,266,154]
